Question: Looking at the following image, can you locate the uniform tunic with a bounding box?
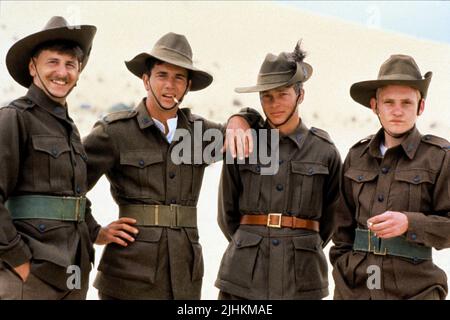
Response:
[330,127,450,299]
[0,84,100,297]
[216,120,342,299]
[83,99,259,299]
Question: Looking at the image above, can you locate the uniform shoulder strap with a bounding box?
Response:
[102,110,137,124]
[350,135,374,149]
[422,134,450,150]
[310,127,334,144]
[7,96,36,111]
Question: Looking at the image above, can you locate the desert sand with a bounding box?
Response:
[0,1,448,300]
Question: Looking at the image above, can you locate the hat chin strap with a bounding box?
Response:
[375,108,414,139]
[148,81,189,111]
[32,60,77,104]
[266,94,301,129]
[383,127,412,139]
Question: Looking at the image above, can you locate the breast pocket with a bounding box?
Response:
[119,151,164,198]
[32,135,71,191]
[238,164,262,209]
[180,162,206,203]
[290,161,329,213]
[344,168,378,221]
[394,169,436,212]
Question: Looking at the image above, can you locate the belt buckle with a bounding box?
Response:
[368,230,387,255]
[170,204,181,229]
[154,205,160,226]
[75,197,80,222]
[267,213,282,228]
[63,196,82,222]
[75,196,85,222]
[373,246,387,255]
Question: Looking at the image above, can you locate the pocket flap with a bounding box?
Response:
[394,169,436,184]
[20,219,71,233]
[135,227,163,243]
[32,135,70,158]
[292,234,322,252]
[345,168,378,183]
[185,228,200,244]
[120,151,163,168]
[238,164,261,174]
[32,248,71,267]
[291,161,329,175]
[232,229,263,248]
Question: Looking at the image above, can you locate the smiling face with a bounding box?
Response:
[29,49,80,105]
[370,85,424,138]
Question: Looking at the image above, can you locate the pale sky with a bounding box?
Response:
[279,1,450,44]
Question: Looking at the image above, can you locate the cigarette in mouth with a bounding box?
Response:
[173,97,179,103]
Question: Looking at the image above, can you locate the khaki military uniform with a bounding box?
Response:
[83,99,259,299]
[0,84,100,299]
[215,121,342,299]
[330,127,450,299]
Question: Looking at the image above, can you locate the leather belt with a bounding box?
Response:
[240,214,319,232]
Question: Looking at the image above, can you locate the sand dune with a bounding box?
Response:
[0,1,448,300]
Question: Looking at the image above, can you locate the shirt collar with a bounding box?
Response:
[365,129,385,159]
[152,116,178,143]
[287,120,309,149]
[136,99,155,129]
[135,98,191,138]
[26,83,68,120]
[364,126,421,160]
[264,118,308,150]
[400,126,421,160]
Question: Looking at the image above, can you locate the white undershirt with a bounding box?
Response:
[380,141,388,157]
[152,116,178,143]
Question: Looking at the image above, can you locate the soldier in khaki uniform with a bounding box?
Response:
[215,42,342,299]
[0,17,101,299]
[330,54,450,299]
[83,32,261,299]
